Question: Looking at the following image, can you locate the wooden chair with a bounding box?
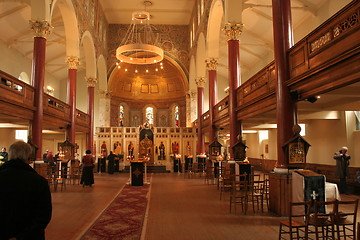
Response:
[69,165,82,184]
[53,166,67,191]
[334,199,358,240]
[229,174,248,214]
[248,179,266,213]
[279,201,311,240]
[219,167,233,200]
[308,200,336,240]
[204,165,215,184]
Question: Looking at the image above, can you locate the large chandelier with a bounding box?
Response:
[116,11,163,65]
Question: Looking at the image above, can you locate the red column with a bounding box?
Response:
[272,0,295,170]
[206,58,218,143]
[86,78,96,152]
[223,23,243,159]
[30,20,51,160]
[66,57,79,145]
[196,77,206,154]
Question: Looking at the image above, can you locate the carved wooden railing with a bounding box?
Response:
[288,0,360,98]
[76,109,90,127]
[213,96,229,126]
[44,94,70,120]
[0,70,35,119]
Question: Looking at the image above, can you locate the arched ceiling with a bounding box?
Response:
[109,57,187,101]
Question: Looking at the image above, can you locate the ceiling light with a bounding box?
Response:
[116,11,163,65]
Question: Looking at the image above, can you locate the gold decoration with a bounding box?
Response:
[195,77,206,88]
[86,77,97,87]
[66,56,80,69]
[222,23,244,41]
[29,20,52,38]
[206,58,218,71]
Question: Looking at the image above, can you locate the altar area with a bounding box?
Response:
[95,126,197,173]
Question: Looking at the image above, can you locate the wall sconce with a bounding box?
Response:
[46,86,54,96]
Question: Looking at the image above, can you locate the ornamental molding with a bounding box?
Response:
[187,90,197,98]
[222,23,244,41]
[86,77,97,87]
[195,77,206,88]
[99,90,112,98]
[66,56,80,69]
[29,20,52,38]
[206,58,218,71]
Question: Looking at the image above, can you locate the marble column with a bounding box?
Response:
[272,0,295,171]
[66,56,79,145]
[206,58,218,143]
[86,77,97,153]
[29,20,51,160]
[196,77,206,154]
[223,23,243,159]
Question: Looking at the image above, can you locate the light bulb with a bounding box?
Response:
[125,69,128,72]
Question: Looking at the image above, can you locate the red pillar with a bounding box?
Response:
[66,57,79,145]
[196,77,206,154]
[30,20,51,160]
[86,78,96,152]
[206,58,218,143]
[223,23,243,159]
[272,0,295,170]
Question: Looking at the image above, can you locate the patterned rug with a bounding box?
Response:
[81,180,150,240]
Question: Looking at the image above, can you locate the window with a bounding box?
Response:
[16,130,28,142]
[119,105,124,127]
[146,107,154,124]
[355,111,360,130]
[175,105,180,127]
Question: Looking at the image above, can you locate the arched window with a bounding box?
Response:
[175,105,179,127]
[119,105,124,127]
[146,107,154,124]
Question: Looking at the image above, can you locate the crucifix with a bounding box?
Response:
[310,190,318,200]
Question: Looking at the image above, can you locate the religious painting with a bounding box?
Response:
[113,141,122,155]
[184,140,192,157]
[158,141,166,160]
[171,141,179,155]
[289,142,305,164]
[127,141,135,157]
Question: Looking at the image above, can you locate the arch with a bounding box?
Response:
[207,0,224,58]
[80,31,97,79]
[97,55,107,91]
[18,72,30,84]
[196,32,206,78]
[52,0,79,57]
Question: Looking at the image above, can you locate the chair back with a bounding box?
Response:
[334,199,358,225]
[289,201,311,227]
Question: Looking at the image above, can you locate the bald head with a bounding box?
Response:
[9,141,32,162]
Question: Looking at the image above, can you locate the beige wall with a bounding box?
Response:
[0,129,18,150]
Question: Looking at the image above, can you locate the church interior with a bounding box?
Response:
[0,0,359,239]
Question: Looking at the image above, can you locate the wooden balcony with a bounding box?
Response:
[0,69,90,132]
[202,0,360,128]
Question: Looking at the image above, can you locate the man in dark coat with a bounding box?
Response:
[0,141,52,240]
[107,151,116,174]
[333,146,351,194]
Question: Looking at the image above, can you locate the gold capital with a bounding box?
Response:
[206,58,218,71]
[222,23,244,41]
[29,20,52,38]
[66,56,80,69]
[195,77,206,88]
[86,77,97,87]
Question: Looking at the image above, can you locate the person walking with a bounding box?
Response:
[333,146,351,194]
[80,150,95,187]
[0,141,52,240]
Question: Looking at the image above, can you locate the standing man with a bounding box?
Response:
[333,146,351,194]
[0,141,52,239]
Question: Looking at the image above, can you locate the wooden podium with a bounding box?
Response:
[130,161,145,186]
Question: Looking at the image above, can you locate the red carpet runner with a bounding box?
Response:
[81,182,150,240]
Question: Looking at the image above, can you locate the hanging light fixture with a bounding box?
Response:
[116,10,164,65]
